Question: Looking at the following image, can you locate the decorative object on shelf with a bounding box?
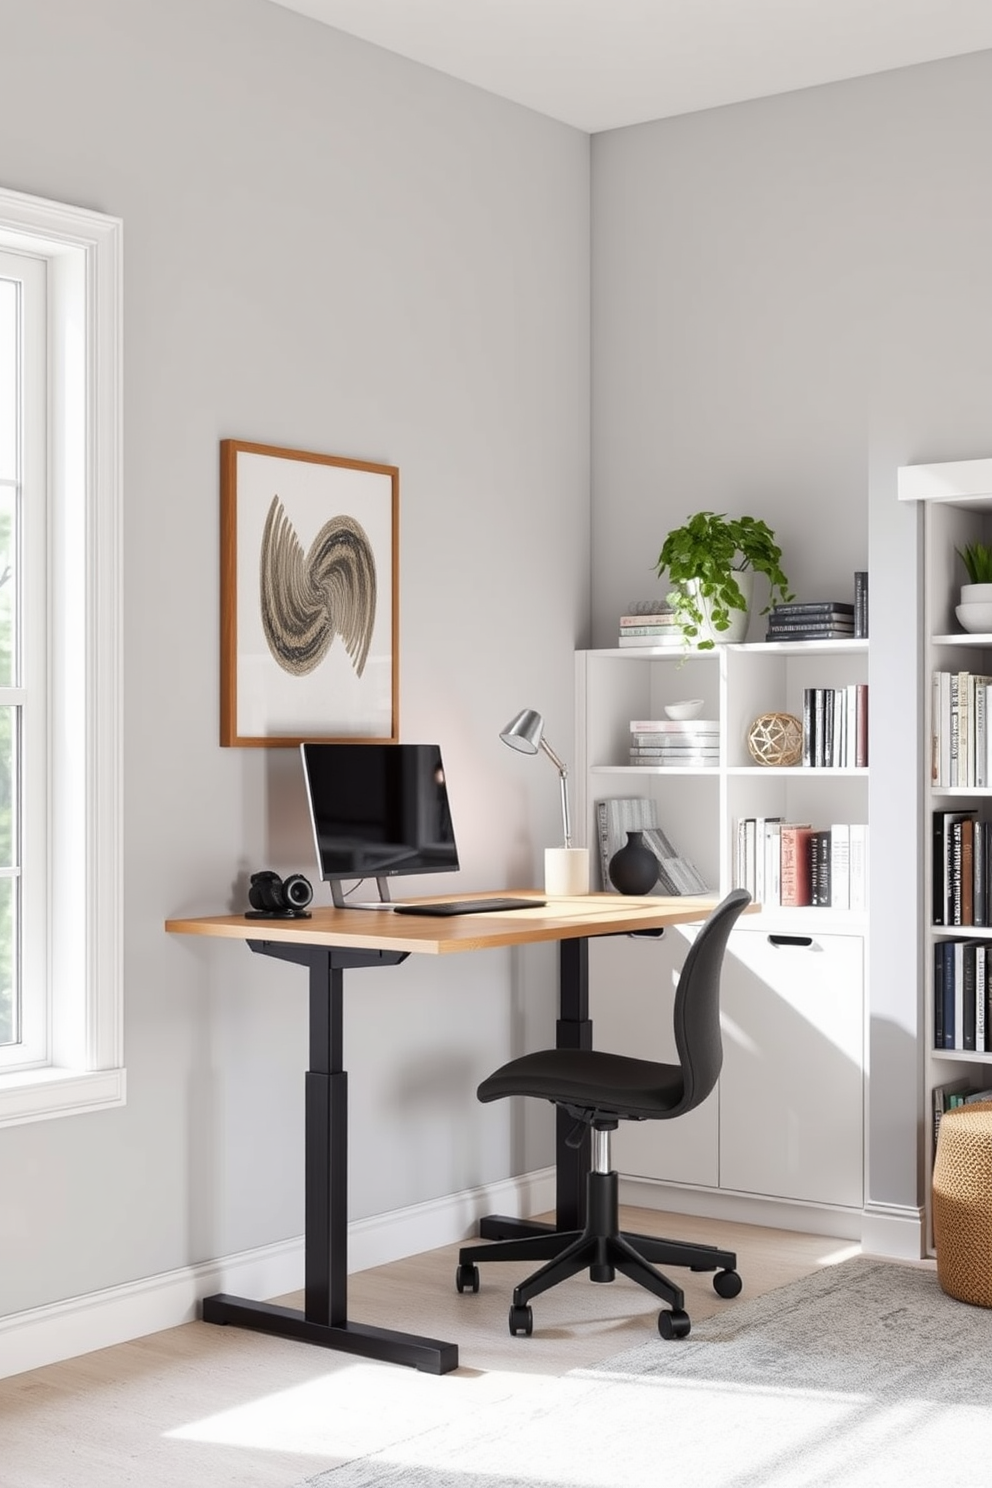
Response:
[955,543,992,631]
[664,699,705,720]
[500,707,589,895]
[746,712,803,767]
[956,600,992,633]
[608,829,660,895]
[654,511,793,652]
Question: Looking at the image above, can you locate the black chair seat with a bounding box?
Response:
[479,1048,684,1120]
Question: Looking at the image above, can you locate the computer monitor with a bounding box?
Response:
[300,742,460,907]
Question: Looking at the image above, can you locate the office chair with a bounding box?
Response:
[455,888,751,1339]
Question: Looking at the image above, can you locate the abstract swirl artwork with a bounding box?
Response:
[221,440,398,747]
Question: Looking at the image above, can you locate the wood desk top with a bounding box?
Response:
[165,891,735,956]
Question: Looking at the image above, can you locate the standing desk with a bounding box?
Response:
[165,890,721,1374]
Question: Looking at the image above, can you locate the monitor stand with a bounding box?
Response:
[330,877,395,910]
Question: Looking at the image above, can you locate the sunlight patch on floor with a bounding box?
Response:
[162,1361,535,1455]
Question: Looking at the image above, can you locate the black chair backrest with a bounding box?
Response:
[669,889,751,1118]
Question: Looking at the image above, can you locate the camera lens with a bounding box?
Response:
[283,874,313,909]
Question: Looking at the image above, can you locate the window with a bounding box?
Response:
[0,186,123,1125]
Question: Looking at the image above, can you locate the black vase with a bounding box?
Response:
[608,830,659,895]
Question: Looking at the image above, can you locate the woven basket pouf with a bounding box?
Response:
[933,1100,992,1306]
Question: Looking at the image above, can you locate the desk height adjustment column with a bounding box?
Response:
[199,940,460,1376]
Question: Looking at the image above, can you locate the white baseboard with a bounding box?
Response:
[0,1167,555,1381]
[859,1201,927,1260]
[617,1174,865,1242]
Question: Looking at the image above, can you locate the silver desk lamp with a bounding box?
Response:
[500,709,588,894]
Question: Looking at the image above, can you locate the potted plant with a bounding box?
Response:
[955,540,992,633]
[654,510,793,650]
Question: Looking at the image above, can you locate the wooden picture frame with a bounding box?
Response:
[220,439,399,747]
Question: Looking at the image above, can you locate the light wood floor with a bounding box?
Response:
[0,1208,860,1488]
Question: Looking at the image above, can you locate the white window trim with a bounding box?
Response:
[0,185,123,1126]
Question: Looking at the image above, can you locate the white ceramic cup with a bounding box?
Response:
[544,847,590,897]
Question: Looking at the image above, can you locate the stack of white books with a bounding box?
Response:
[629,718,720,766]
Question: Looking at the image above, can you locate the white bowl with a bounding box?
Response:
[664,699,705,720]
[955,601,992,634]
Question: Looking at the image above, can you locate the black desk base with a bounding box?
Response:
[200,934,606,1375]
[199,941,458,1376]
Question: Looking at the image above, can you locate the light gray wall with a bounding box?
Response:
[591,49,992,1220]
[0,0,590,1314]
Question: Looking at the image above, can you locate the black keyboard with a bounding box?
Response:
[393,897,544,917]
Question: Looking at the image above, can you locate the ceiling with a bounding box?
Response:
[267,0,992,132]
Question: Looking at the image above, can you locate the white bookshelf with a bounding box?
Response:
[898,457,992,1250]
[573,640,869,1235]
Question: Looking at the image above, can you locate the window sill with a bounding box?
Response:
[0,1066,126,1127]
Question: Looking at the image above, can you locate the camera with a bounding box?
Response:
[246,870,314,919]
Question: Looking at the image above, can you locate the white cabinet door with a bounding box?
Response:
[719,928,864,1207]
[589,928,719,1187]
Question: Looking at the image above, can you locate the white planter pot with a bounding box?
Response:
[688,569,753,645]
[961,583,992,604]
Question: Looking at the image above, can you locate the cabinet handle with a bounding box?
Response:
[767,934,816,949]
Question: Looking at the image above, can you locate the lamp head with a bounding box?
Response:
[500,708,544,755]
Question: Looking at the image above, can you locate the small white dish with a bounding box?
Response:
[956,602,992,634]
[664,699,705,720]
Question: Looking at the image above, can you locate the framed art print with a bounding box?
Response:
[220,439,399,747]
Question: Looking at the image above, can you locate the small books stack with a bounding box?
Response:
[630,718,720,766]
[618,600,681,647]
[765,600,855,642]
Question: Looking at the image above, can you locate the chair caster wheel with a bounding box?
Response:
[508,1303,533,1337]
[713,1268,742,1299]
[455,1263,480,1294]
[659,1308,691,1339]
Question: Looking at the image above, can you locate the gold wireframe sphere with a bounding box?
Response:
[747,712,803,767]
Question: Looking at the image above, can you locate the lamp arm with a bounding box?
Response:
[539,738,572,848]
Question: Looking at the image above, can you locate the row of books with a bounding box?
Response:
[764,574,868,641]
[629,718,718,767]
[932,1078,992,1156]
[735,817,869,909]
[802,685,868,768]
[932,940,992,1052]
[594,796,708,896]
[931,810,992,926]
[930,670,992,788]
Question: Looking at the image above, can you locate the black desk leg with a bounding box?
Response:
[478,936,592,1242]
[201,942,459,1376]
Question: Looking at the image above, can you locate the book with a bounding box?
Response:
[854,571,869,638]
[618,634,685,647]
[780,824,813,907]
[810,829,832,906]
[830,823,850,910]
[640,827,708,895]
[630,719,720,732]
[764,616,855,631]
[765,627,857,642]
[934,942,944,1047]
[963,942,978,1049]
[769,601,855,618]
[855,684,868,768]
[619,613,675,626]
[616,624,680,637]
[764,819,783,907]
[802,688,815,767]
[849,824,868,911]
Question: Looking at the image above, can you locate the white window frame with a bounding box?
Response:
[0,185,123,1126]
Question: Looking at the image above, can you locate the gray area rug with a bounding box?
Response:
[301,1257,992,1488]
